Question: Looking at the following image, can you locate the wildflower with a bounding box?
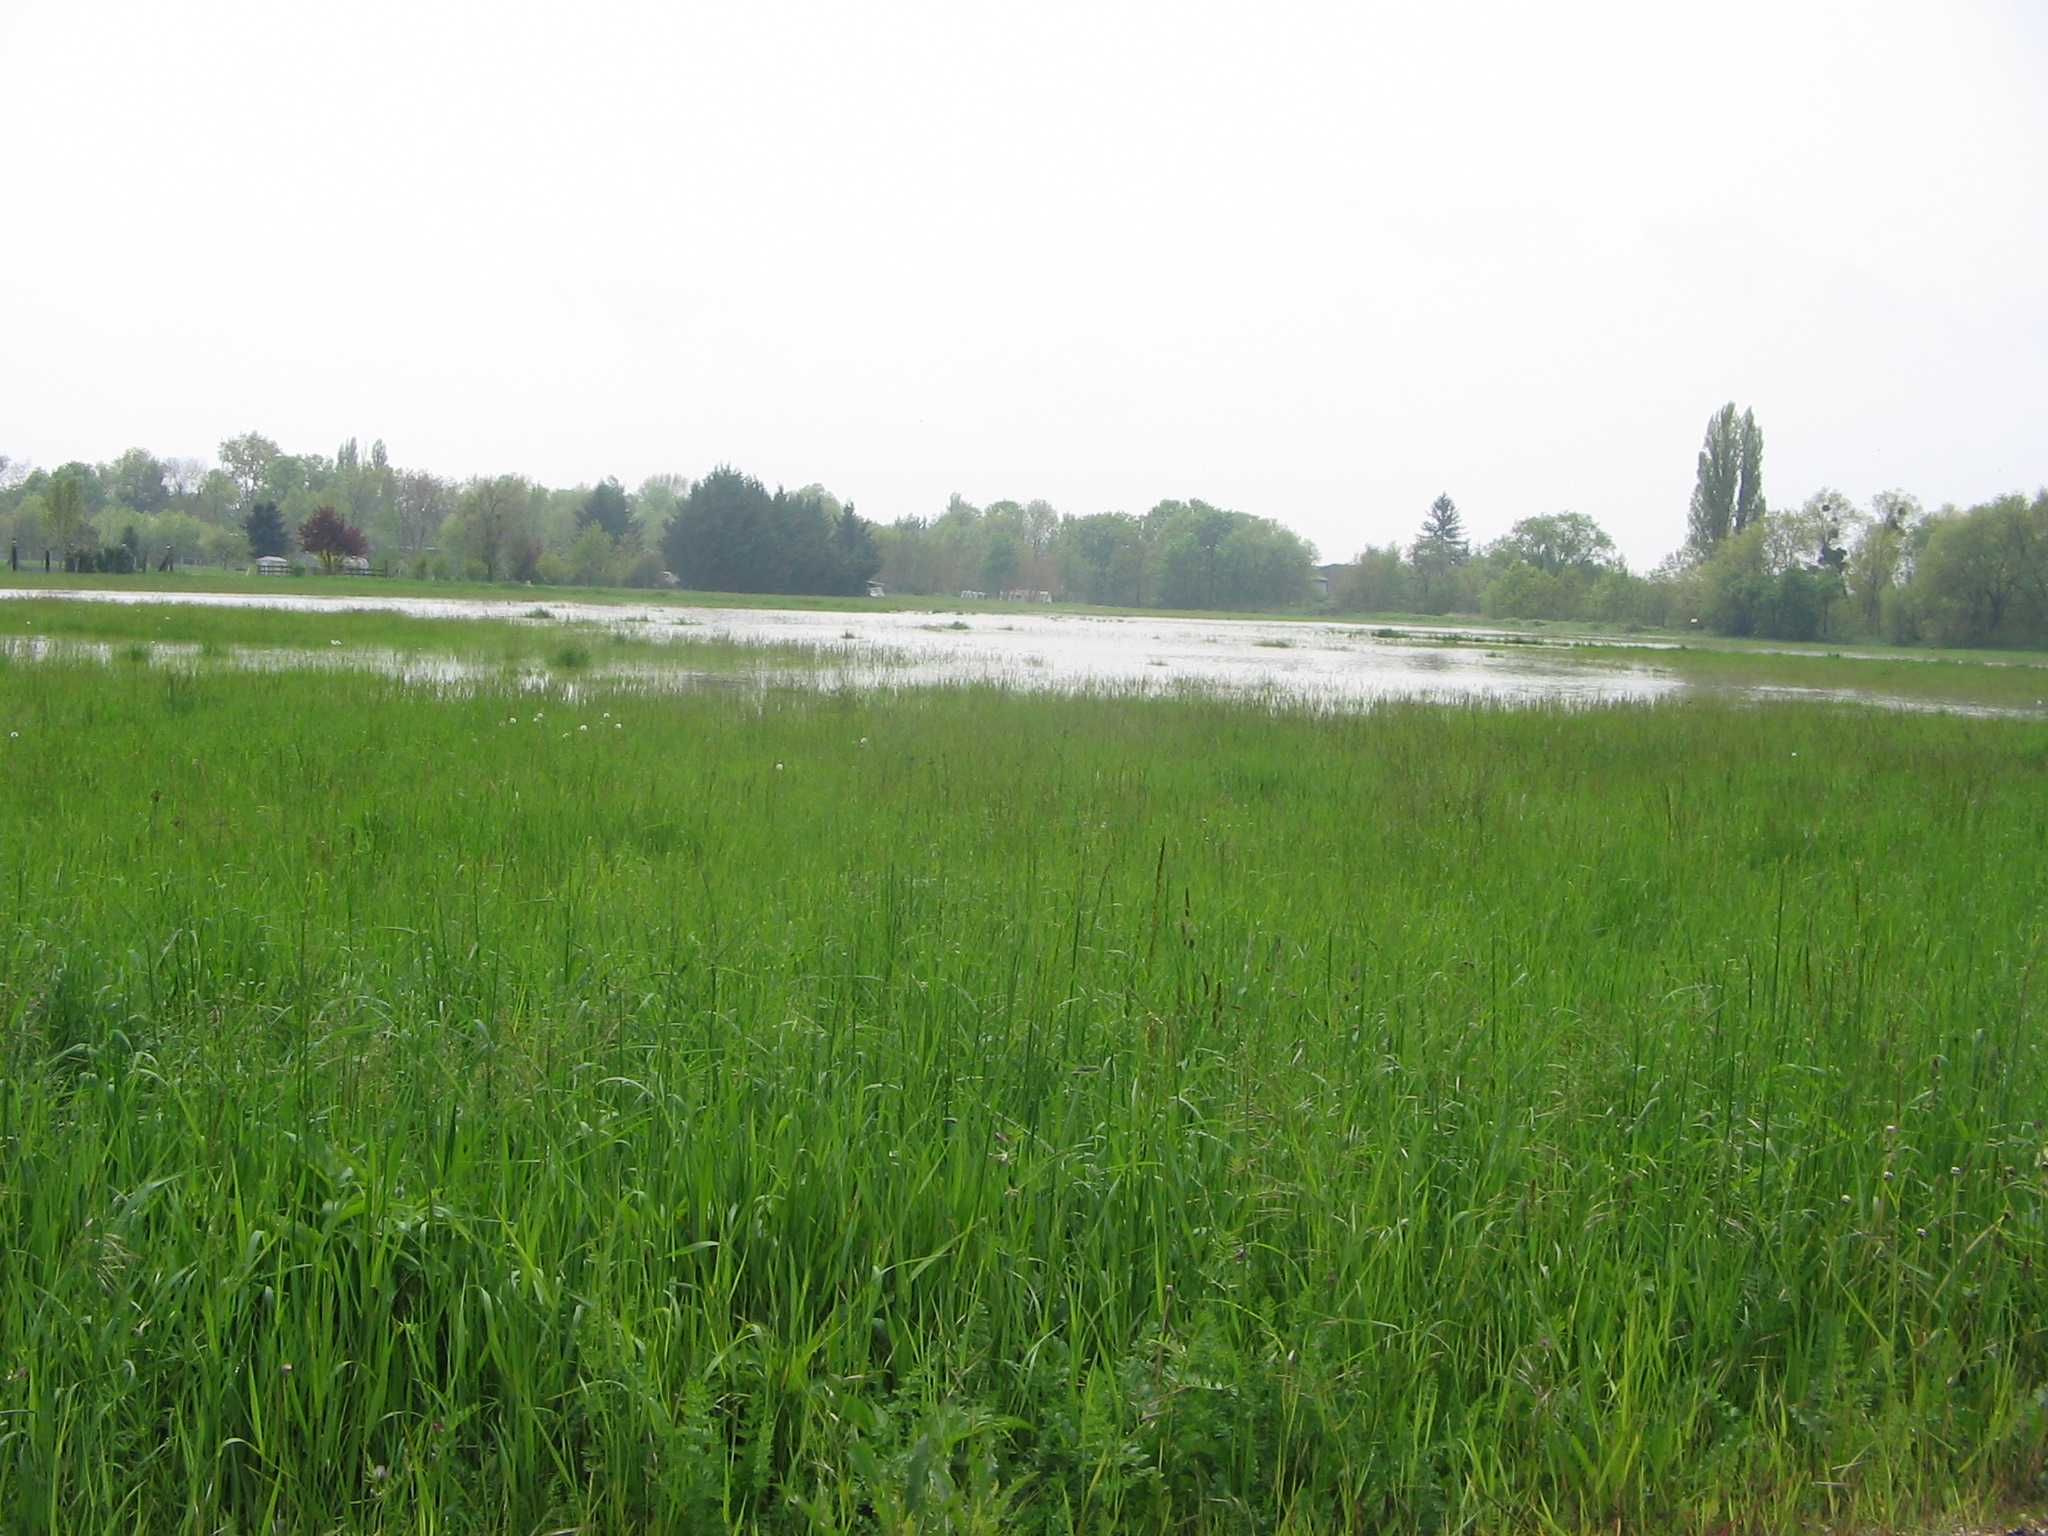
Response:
[578,724,588,732]
[775,762,783,771]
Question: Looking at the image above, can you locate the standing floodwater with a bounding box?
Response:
[0,587,1674,707]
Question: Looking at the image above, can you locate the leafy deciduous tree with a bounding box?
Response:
[1487,512,1616,573]
[449,475,535,580]
[297,507,368,573]
[45,475,90,553]
[109,448,170,514]
[218,432,281,510]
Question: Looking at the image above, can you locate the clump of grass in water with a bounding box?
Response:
[1,646,2045,1533]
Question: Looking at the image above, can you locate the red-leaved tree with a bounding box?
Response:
[297,506,369,574]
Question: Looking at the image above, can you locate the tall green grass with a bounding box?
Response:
[1,651,2045,1533]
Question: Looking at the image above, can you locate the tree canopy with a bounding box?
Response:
[661,468,880,597]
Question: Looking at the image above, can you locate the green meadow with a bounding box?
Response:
[2,607,2046,1534]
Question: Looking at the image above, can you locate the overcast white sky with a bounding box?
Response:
[3,1,2044,566]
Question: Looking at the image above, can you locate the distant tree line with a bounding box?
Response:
[3,411,2044,645]
[874,495,1316,611]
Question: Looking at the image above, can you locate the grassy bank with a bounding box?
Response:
[1,650,2045,1533]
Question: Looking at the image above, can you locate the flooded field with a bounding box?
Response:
[3,585,2044,715]
[0,586,1678,707]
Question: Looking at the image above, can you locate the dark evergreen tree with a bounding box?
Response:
[580,477,633,540]
[662,467,880,596]
[245,501,290,558]
[1413,494,1468,569]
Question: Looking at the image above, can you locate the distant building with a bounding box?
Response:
[254,556,289,577]
[959,589,986,600]
[866,579,887,598]
[1311,562,1346,599]
[998,589,1053,603]
[340,556,370,576]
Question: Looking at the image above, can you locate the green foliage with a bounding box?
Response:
[580,476,633,541]
[1689,523,1844,640]
[1405,495,1474,612]
[1687,403,1764,551]
[1149,500,1315,610]
[978,528,1022,594]
[1327,544,1412,613]
[1053,511,1148,605]
[108,447,169,514]
[446,475,538,581]
[662,467,880,596]
[44,474,90,553]
[1907,493,2048,649]
[244,501,290,559]
[1414,492,1466,565]
[217,431,281,508]
[1488,511,1616,573]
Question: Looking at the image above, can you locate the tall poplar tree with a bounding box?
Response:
[1687,403,1765,551]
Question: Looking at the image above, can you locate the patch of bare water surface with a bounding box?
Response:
[4,587,2041,715]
